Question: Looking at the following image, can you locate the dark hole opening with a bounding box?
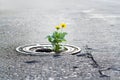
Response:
[35,49,52,52]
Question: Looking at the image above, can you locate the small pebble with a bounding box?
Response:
[48,77,54,80]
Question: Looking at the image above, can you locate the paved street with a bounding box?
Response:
[0,0,120,80]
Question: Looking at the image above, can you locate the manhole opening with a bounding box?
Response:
[16,44,81,55]
[29,46,68,53]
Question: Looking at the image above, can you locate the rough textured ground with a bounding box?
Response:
[0,0,120,80]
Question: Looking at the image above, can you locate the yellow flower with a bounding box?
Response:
[60,23,67,28]
[55,26,60,30]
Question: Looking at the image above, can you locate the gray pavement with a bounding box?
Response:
[0,0,120,80]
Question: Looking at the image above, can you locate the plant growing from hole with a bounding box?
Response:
[47,23,67,53]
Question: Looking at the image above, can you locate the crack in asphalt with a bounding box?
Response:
[77,45,110,78]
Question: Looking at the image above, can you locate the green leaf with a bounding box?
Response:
[59,32,67,39]
[47,35,53,43]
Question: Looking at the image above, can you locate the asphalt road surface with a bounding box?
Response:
[0,0,120,80]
